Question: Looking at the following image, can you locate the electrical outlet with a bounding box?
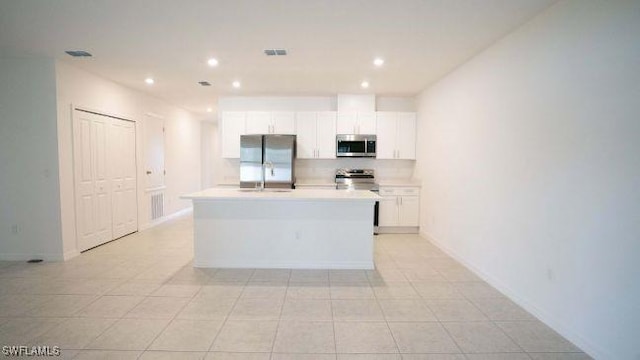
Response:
[11,224,18,234]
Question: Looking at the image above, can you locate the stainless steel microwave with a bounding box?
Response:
[336,134,377,158]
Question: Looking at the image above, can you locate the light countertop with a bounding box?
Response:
[182,188,380,202]
[377,179,422,187]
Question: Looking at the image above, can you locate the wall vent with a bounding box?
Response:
[198,81,212,86]
[264,49,287,56]
[151,193,164,220]
[65,50,93,57]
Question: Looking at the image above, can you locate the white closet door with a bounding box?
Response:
[110,118,138,239]
[73,110,113,251]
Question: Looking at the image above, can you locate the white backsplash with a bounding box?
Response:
[216,158,416,185]
[296,159,415,182]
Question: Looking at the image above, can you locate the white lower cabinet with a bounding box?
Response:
[378,186,420,231]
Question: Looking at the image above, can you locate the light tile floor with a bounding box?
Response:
[0,215,591,360]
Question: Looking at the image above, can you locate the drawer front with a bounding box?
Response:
[400,187,419,196]
[379,188,398,196]
[379,187,420,196]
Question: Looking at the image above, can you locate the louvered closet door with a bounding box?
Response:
[110,118,138,239]
[73,110,113,251]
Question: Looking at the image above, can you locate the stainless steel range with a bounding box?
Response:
[335,168,379,234]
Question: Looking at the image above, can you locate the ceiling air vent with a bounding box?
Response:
[264,49,287,56]
[198,81,212,86]
[65,50,92,57]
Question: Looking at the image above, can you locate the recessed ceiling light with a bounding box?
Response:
[232,81,241,88]
[145,78,155,85]
[207,107,213,113]
[373,58,384,67]
[207,58,219,67]
[361,81,369,89]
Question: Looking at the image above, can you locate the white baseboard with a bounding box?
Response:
[0,252,65,262]
[139,207,193,231]
[377,226,419,234]
[63,249,80,261]
[419,229,606,360]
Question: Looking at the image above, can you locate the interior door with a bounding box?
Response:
[73,110,112,251]
[110,118,138,239]
[295,112,317,159]
[143,115,165,190]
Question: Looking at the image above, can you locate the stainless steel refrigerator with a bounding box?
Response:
[240,135,296,189]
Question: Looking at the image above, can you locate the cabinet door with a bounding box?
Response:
[357,111,377,134]
[295,112,317,159]
[336,112,357,134]
[378,196,399,227]
[316,111,337,159]
[272,111,296,134]
[375,112,397,159]
[398,196,420,226]
[396,112,417,160]
[246,111,271,134]
[222,112,246,158]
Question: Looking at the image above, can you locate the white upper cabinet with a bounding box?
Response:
[295,111,336,159]
[246,111,295,134]
[221,111,246,158]
[396,112,417,159]
[295,112,317,159]
[337,111,376,134]
[375,112,396,159]
[316,111,337,159]
[245,111,271,134]
[271,111,296,134]
[375,112,416,160]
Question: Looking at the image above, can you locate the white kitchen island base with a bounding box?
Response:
[185,189,378,269]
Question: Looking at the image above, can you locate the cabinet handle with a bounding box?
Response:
[396,149,400,159]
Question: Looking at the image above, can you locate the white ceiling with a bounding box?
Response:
[0,0,556,114]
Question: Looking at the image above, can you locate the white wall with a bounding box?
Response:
[56,61,202,258]
[0,58,64,260]
[414,1,640,359]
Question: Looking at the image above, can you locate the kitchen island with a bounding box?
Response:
[182,188,379,269]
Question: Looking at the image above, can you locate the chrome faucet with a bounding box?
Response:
[257,161,274,191]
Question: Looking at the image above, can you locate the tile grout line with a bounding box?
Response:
[206,271,252,354]
[135,277,206,357]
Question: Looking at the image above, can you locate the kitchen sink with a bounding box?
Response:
[236,188,293,193]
